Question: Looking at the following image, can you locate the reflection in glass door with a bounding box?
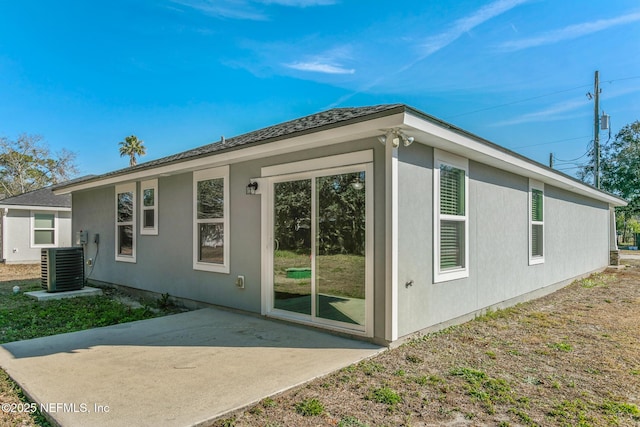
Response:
[272,169,367,329]
[273,179,312,315]
[315,172,366,326]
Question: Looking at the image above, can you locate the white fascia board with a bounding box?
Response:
[0,205,71,212]
[55,113,405,195]
[385,141,399,342]
[403,113,627,207]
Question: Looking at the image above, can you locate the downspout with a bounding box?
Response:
[609,206,619,265]
[384,133,399,342]
[1,208,7,262]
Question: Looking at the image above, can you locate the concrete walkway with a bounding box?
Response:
[0,308,383,426]
[620,252,640,260]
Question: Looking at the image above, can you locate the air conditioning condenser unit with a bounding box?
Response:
[41,247,85,292]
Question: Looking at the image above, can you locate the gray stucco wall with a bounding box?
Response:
[2,209,71,264]
[73,137,611,342]
[397,145,610,338]
[72,137,388,340]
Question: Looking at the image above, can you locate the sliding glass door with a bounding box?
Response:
[271,167,369,331]
[273,179,312,315]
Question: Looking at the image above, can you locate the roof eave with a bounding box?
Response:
[54,108,407,194]
[401,109,627,208]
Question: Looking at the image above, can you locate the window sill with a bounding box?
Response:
[434,268,469,283]
[193,262,229,274]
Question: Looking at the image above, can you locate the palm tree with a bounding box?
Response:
[118,135,146,167]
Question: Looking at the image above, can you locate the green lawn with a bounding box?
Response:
[274,250,365,299]
[0,276,165,345]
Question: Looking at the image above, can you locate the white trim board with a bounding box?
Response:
[261,160,374,338]
[432,149,470,283]
[115,182,137,263]
[0,205,71,212]
[261,150,373,177]
[192,165,230,274]
[403,112,624,207]
[384,141,398,342]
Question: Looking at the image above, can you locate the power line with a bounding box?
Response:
[513,135,591,149]
[555,164,588,172]
[445,84,592,119]
[444,75,640,120]
[602,75,640,84]
[553,142,593,164]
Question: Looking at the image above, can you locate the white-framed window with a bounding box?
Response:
[193,165,229,273]
[140,179,158,235]
[529,180,544,265]
[433,149,469,283]
[31,211,57,247]
[115,182,136,262]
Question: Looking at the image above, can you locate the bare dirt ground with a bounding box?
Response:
[0,263,39,282]
[0,262,638,426]
[218,260,640,427]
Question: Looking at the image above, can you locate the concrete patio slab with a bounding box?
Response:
[0,308,383,427]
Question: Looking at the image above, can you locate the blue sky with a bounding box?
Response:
[1,0,639,178]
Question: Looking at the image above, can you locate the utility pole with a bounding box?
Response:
[549,152,554,168]
[593,70,600,189]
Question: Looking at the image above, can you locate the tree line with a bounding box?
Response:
[579,121,640,243]
[0,134,146,198]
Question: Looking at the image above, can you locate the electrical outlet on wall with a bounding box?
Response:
[235,275,245,289]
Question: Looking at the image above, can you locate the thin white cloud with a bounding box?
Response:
[494,99,588,126]
[170,0,267,20]
[499,12,640,51]
[328,0,529,107]
[421,0,530,57]
[284,46,355,75]
[170,0,335,20]
[494,85,640,127]
[258,0,336,5]
[286,61,354,74]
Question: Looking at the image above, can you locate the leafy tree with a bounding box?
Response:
[118,135,146,167]
[273,173,366,256]
[0,134,78,197]
[592,121,640,242]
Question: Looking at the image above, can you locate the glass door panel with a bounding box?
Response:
[315,172,366,326]
[273,179,312,315]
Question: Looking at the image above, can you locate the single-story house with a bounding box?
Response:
[55,104,626,345]
[0,186,72,264]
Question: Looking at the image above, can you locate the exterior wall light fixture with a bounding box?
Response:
[378,129,415,148]
[246,181,258,195]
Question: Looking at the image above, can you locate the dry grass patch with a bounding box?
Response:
[217,264,640,427]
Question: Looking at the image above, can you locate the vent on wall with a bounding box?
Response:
[41,248,85,293]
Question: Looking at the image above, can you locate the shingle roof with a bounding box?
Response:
[0,186,71,208]
[56,104,406,189]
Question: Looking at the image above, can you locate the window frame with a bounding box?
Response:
[433,149,469,283]
[193,165,230,274]
[528,179,545,265]
[115,182,136,263]
[140,179,158,235]
[30,210,57,248]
